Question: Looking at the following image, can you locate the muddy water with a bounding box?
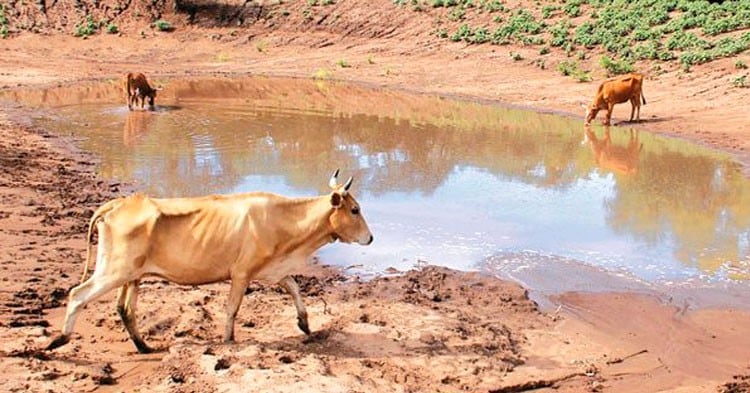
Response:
[6,77,750,306]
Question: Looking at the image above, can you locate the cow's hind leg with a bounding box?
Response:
[634,96,641,122]
[117,280,152,353]
[279,275,310,335]
[46,274,128,351]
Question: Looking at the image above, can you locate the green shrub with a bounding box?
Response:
[548,20,570,47]
[599,55,634,75]
[562,0,584,17]
[153,19,173,32]
[736,60,748,70]
[557,60,578,76]
[541,5,559,19]
[106,23,119,34]
[557,60,591,82]
[74,15,98,37]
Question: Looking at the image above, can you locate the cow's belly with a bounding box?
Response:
[253,255,309,284]
[143,234,242,285]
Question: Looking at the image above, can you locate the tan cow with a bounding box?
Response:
[583,126,643,175]
[584,73,646,125]
[46,170,373,353]
[124,72,159,111]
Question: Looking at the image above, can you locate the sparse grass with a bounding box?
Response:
[735,60,747,70]
[557,59,591,82]
[106,23,118,34]
[367,55,376,64]
[302,8,313,21]
[312,68,333,80]
[510,51,523,61]
[0,5,8,39]
[256,39,269,53]
[216,52,230,62]
[307,0,335,5]
[336,59,352,68]
[732,74,747,88]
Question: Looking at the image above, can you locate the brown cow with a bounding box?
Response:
[584,73,646,125]
[124,72,159,111]
[46,170,373,353]
[583,126,643,175]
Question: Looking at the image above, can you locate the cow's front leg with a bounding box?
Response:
[604,103,615,125]
[116,280,152,353]
[279,275,310,335]
[224,274,250,343]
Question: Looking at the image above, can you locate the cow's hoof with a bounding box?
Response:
[135,341,154,354]
[297,318,311,335]
[45,334,70,351]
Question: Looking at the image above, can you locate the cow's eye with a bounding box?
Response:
[351,206,360,215]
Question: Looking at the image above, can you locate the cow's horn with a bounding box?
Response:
[343,176,353,194]
[329,169,340,189]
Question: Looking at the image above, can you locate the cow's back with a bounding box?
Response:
[125,73,153,94]
[602,73,642,104]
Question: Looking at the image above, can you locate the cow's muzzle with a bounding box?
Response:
[358,234,374,246]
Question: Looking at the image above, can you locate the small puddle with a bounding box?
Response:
[5,76,750,308]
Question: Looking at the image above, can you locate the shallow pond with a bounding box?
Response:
[6,76,750,306]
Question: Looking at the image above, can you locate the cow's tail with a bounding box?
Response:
[641,91,647,105]
[80,198,121,283]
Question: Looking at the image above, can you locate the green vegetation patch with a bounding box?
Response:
[74,14,99,37]
[395,0,750,73]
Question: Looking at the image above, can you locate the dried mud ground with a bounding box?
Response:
[1,28,750,393]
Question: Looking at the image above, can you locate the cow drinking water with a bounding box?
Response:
[584,73,647,126]
[124,72,159,111]
[46,170,373,353]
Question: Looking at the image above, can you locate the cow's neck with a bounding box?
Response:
[271,195,334,255]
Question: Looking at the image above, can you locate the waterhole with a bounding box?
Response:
[6,76,749,307]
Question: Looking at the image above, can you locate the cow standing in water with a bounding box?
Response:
[124,72,159,111]
[584,73,647,125]
[46,170,373,353]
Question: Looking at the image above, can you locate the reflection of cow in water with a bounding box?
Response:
[123,112,156,147]
[583,126,643,175]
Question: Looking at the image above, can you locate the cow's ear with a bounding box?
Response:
[330,192,343,208]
